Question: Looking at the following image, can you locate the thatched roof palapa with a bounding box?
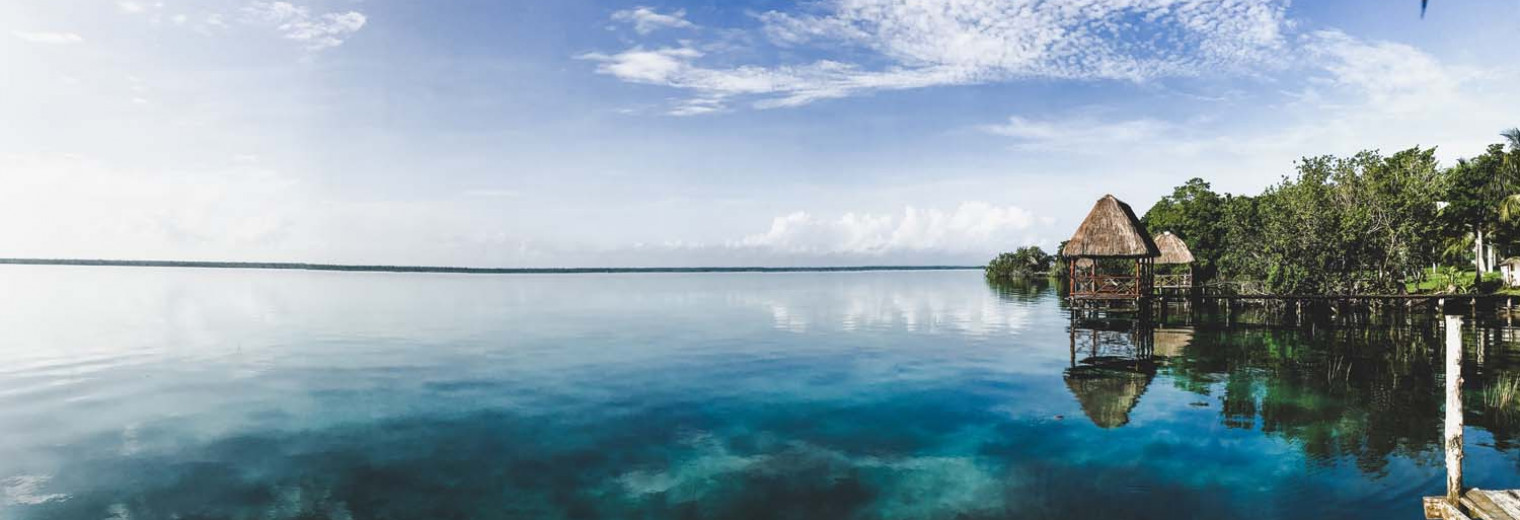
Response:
[1062,195,1159,258]
[1152,231,1195,265]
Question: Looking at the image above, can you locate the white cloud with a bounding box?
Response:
[668,96,728,116]
[0,154,539,265]
[735,202,1038,255]
[117,1,147,14]
[965,29,1520,199]
[243,1,367,51]
[1302,29,1472,114]
[11,31,84,44]
[611,6,695,35]
[981,116,1172,152]
[579,47,974,114]
[579,47,702,83]
[588,0,1293,112]
[462,189,520,198]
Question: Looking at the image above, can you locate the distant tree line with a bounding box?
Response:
[984,246,1054,281]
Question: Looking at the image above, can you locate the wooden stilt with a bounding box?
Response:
[1445,314,1464,506]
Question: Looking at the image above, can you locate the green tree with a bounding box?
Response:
[1240,149,1440,294]
[1142,178,1225,281]
[1217,194,1267,281]
[1442,144,1511,284]
[985,246,1054,281]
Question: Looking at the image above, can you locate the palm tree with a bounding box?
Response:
[1499,129,1520,222]
[1491,129,1520,280]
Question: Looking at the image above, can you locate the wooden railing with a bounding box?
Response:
[1072,275,1142,297]
[1201,280,1268,296]
[1155,273,1192,288]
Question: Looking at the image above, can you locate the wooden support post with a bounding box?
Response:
[1069,309,1077,368]
[1068,258,1077,300]
[1445,314,1464,506]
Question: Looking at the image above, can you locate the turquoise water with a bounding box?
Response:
[1,267,1518,519]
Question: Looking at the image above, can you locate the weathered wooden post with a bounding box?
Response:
[1424,314,1466,519]
[1445,314,1464,505]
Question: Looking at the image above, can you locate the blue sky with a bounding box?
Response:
[3,0,1518,267]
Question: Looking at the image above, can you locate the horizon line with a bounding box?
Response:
[0,258,984,275]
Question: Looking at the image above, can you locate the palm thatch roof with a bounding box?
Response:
[1500,257,1520,268]
[1064,362,1156,428]
[1152,232,1195,264]
[1062,195,1159,258]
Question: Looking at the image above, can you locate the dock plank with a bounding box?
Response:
[1429,497,1477,520]
[1479,490,1520,520]
[1428,491,1520,520]
[1462,493,1507,520]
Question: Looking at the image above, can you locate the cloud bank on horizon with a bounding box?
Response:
[1,0,1517,267]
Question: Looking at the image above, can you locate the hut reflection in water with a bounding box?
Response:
[1064,315,1195,429]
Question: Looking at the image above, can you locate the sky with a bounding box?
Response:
[2,0,1519,267]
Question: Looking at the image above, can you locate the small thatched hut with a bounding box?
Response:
[1062,195,1159,300]
[1152,231,1196,289]
[1153,232,1194,264]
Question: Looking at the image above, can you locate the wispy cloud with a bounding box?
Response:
[981,116,1172,152]
[462,189,521,198]
[243,1,367,51]
[586,0,1293,113]
[970,28,1519,194]
[735,202,1038,255]
[116,1,148,14]
[1302,29,1473,114]
[12,31,84,44]
[611,6,694,35]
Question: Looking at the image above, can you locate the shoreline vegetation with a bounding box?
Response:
[0,258,979,275]
[989,127,1520,297]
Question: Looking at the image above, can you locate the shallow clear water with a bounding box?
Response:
[1,267,1518,519]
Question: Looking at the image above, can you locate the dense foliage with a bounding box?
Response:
[1133,130,1520,294]
[985,246,1054,281]
[992,128,1520,295]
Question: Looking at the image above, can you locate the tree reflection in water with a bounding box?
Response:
[1039,291,1520,477]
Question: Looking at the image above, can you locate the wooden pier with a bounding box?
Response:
[1423,315,1520,520]
[1425,490,1520,520]
[1148,293,1520,317]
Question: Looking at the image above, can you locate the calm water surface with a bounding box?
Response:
[2,267,1519,519]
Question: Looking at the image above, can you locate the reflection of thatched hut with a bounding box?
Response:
[1153,232,1195,290]
[1062,195,1159,301]
[1064,362,1157,428]
[1152,328,1193,358]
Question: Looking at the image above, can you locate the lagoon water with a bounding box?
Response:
[2,266,1519,519]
